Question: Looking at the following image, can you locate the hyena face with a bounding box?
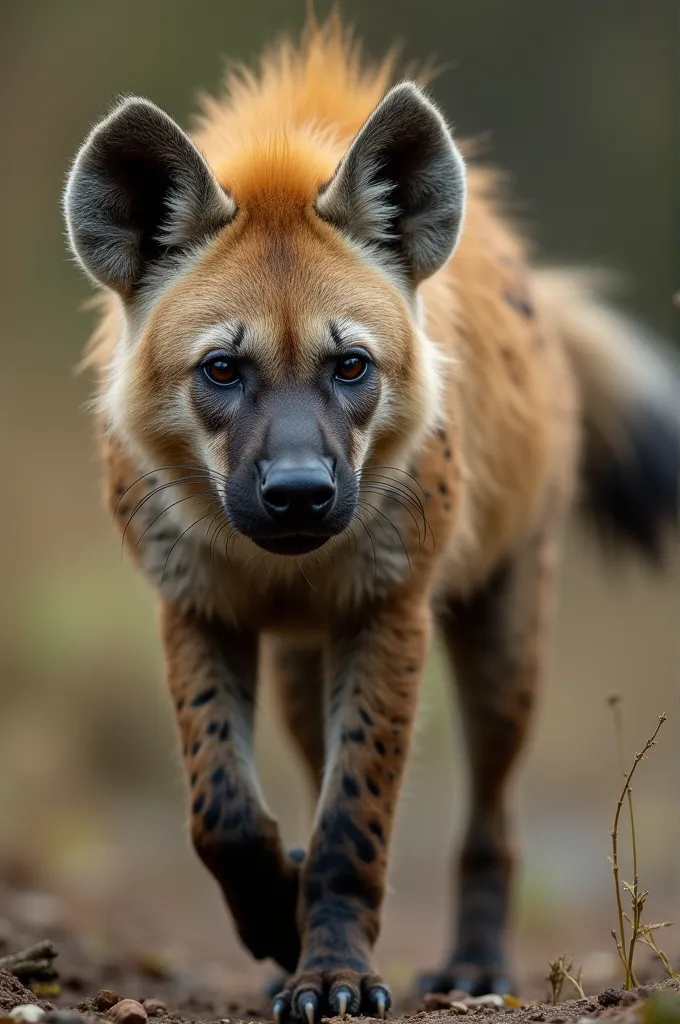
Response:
[64,84,466,555]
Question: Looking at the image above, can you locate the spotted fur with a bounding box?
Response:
[65,15,678,1018]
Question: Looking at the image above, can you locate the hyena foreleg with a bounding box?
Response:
[160,599,301,973]
[273,597,432,1022]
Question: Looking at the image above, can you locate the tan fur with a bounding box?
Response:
[71,15,670,1015]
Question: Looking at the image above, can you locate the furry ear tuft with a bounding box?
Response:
[64,97,236,294]
[316,82,466,284]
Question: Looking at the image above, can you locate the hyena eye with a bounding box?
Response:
[203,355,239,386]
[335,355,368,382]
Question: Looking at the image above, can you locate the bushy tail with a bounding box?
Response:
[532,269,678,564]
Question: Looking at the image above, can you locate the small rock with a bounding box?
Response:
[598,989,622,1008]
[450,1003,469,1015]
[94,993,121,1013]
[107,1001,147,1024]
[141,1003,166,1018]
[44,1012,87,1024]
[550,1017,566,1023]
[424,994,454,1011]
[467,996,505,1009]
[529,1013,544,1022]
[10,1008,45,1024]
[621,992,637,1007]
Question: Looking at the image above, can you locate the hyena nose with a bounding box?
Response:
[258,457,336,525]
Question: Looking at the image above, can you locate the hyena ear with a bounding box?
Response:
[63,97,236,295]
[316,82,466,285]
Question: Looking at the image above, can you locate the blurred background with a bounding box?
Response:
[0,0,677,1011]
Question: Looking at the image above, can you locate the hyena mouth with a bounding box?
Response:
[253,535,331,556]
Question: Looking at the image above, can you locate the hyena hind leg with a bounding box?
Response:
[271,641,325,802]
[419,528,559,998]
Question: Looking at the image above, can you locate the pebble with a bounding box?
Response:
[44,1012,87,1024]
[106,1002,147,1024]
[9,1009,45,1024]
[598,988,621,1007]
[141,1003,166,1018]
[93,993,121,1013]
[423,994,454,1011]
[450,1003,469,1015]
[529,1013,544,1021]
[620,992,637,1007]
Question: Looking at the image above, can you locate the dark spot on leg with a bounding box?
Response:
[191,686,218,707]
[190,772,197,787]
[368,819,385,843]
[207,721,219,735]
[439,481,448,496]
[219,722,230,741]
[192,740,201,755]
[374,739,386,756]
[203,797,222,831]
[342,773,360,798]
[359,707,374,727]
[366,777,381,797]
[211,766,226,785]
[192,793,205,814]
[444,448,452,460]
[342,727,366,744]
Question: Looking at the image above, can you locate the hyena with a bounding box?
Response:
[63,17,678,1022]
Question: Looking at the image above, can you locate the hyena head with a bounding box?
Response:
[64,84,465,556]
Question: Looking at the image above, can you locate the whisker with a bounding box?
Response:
[360,498,413,577]
[360,471,428,518]
[361,484,430,552]
[356,463,427,499]
[121,477,217,547]
[161,510,218,582]
[353,509,378,583]
[134,492,216,549]
[362,484,423,537]
[115,464,226,514]
[297,560,316,591]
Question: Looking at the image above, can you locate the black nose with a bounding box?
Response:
[258,456,336,524]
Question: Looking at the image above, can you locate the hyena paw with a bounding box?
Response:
[272,967,391,1022]
[417,961,515,999]
[232,847,304,973]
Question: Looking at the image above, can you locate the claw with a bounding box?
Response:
[371,987,389,1020]
[336,988,350,1018]
[299,993,317,1024]
[272,998,287,1024]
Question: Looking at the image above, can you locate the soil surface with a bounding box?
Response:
[1,872,678,1024]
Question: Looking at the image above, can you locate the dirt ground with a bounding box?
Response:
[1,920,678,1024]
[1,862,677,1024]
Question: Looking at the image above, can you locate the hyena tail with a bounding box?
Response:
[533,268,678,564]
